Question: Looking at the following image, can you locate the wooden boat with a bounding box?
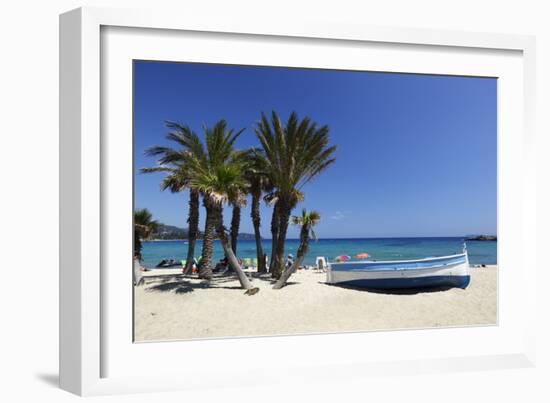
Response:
[326,250,470,290]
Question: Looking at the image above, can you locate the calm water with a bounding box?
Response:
[140,237,496,269]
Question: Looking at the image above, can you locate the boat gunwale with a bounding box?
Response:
[329,260,469,273]
[328,252,467,266]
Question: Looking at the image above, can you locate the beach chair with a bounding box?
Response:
[244,258,251,269]
[316,256,328,272]
[253,258,258,270]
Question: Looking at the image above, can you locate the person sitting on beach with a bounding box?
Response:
[214,257,228,273]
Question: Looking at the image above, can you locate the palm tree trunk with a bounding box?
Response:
[251,191,266,273]
[213,204,254,290]
[272,201,291,279]
[273,225,309,289]
[184,189,199,275]
[198,197,215,280]
[230,205,241,255]
[269,201,280,275]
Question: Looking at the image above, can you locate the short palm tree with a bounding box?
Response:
[273,209,320,289]
[141,121,203,275]
[255,111,336,278]
[178,120,245,280]
[134,208,159,261]
[190,161,254,289]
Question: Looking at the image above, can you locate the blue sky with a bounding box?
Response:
[134,61,497,238]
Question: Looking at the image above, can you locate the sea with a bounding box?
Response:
[140,237,497,269]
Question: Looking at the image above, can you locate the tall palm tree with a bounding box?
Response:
[225,144,252,258]
[255,111,336,278]
[265,193,279,273]
[140,122,204,275]
[230,203,242,255]
[227,187,246,270]
[176,120,245,280]
[134,208,159,261]
[244,149,272,274]
[273,209,320,289]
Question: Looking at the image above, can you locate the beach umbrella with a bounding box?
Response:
[335,255,351,262]
[355,252,370,259]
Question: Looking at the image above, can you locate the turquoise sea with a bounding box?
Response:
[140,237,497,269]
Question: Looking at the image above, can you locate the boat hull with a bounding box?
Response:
[330,274,470,289]
[327,253,470,290]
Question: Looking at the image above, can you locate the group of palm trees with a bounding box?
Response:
[135,111,336,290]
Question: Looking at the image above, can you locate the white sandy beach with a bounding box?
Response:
[134,266,497,342]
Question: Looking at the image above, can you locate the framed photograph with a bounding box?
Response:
[60,6,537,396]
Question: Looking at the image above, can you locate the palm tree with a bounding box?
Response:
[227,188,246,271]
[177,120,245,280]
[244,149,272,274]
[140,122,204,275]
[230,203,242,255]
[190,161,254,290]
[273,209,320,289]
[134,208,159,261]
[226,148,252,257]
[254,111,336,278]
[265,193,279,273]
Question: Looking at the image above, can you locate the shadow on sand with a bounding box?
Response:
[322,282,453,295]
[144,275,251,294]
[252,274,299,287]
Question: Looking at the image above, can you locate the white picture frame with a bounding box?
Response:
[60,6,537,396]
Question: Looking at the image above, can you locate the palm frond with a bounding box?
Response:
[290,208,321,229]
[254,111,336,209]
[134,208,159,238]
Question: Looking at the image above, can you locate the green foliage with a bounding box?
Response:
[140,121,206,192]
[254,111,337,206]
[291,208,321,240]
[179,120,248,207]
[134,208,159,239]
[134,208,159,260]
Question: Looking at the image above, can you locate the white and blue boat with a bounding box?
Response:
[327,249,470,290]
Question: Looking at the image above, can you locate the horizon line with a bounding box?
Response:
[147,235,497,241]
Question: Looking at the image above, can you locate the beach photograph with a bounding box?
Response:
[132,62,497,342]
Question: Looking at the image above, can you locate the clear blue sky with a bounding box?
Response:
[134,61,497,238]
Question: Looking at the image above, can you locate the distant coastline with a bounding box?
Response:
[147,222,259,241]
[146,232,260,242]
[145,235,498,242]
[465,235,497,241]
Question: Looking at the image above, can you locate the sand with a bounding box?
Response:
[134,266,497,342]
